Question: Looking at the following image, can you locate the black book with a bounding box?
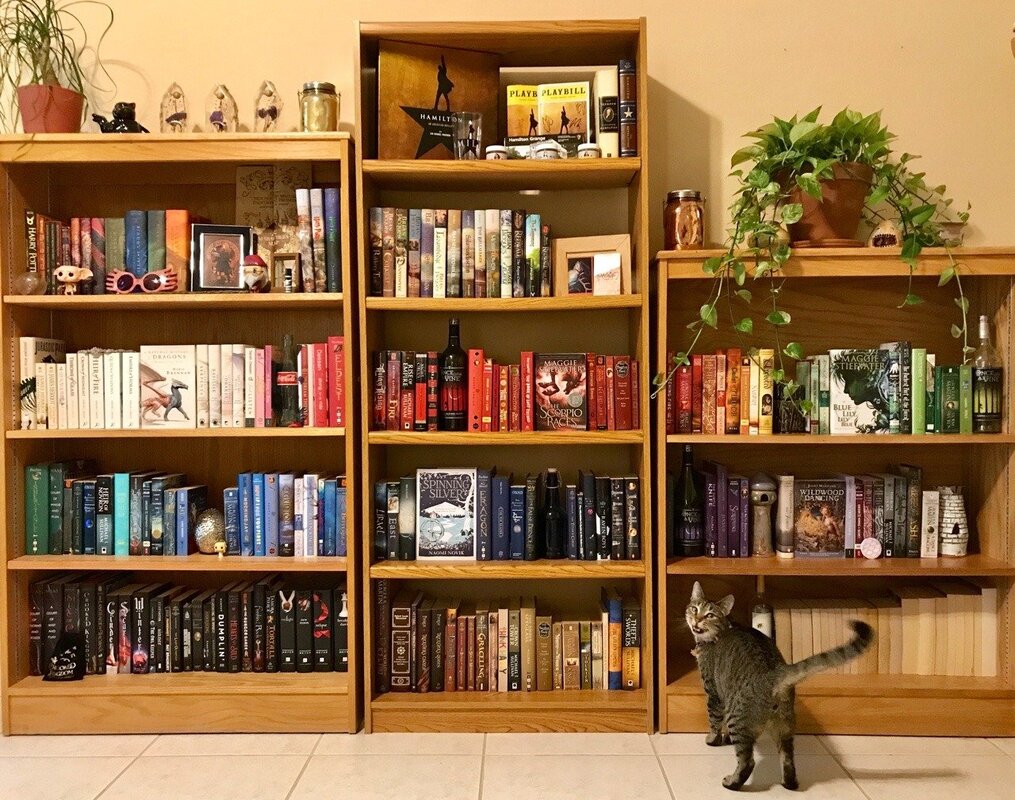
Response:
[42,576,72,670]
[430,599,445,692]
[385,481,400,560]
[151,586,176,673]
[29,580,44,675]
[70,480,86,554]
[265,581,279,673]
[150,473,184,556]
[507,601,521,690]
[334,588,349,672]
[610,477,626,560]
[241,583,253,672]
[80,579,98,673]
[523,473,539,561]
[295,589,314,673]
[595,475,611,559]
[373,481,388,561]
[278,587,297,672]
[624,476,641,560]
[63,576,82,636]
[188,589,214,672]
[214,584,230,672]
[227,583,243,673]
[252,582,266,672]
[95,474,114,555]
[173,592,188,672]
[80,478,97,554]
[116,588,134,673]
[203,595,215,672]
[313,588,333,672]
[131,584,158,674]
[398,476,416,561]
[579,470,597,560]
[374,579,391,692]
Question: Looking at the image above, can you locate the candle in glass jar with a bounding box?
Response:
[664,190,705,250]
[299,82,339,132]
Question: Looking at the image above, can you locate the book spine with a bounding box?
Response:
[25,464,49,554]
[89,217,106,294]
[485,208,500,298]
[911,347,927,434]
[252,472,265,556]
[625,476,642,560]
[509,485,525,560]
[124,210,148,277]
[959,364,973,434]
[413,353,427,432]
[521,351,534,432]
[499,209,513,298]
[323,187,341,293]
[461,209,475,298]
[432,211,447,298]
[232,344,245,428]
[426,352,439,431]
[394,206,408,298]
[297,188,317,292]
[511,210,525,298]
[473,209,486,298]
[467,349,484,432]
[406,207,421,297]
[279,474,295,556]
[524,213,540,297]
[313,342,329,427]
[369,207,384,296]
[817,355,831,434]
[524,474,538,561]
[446,209,462,297]
[96,475,113,555]
[618,60,638,157]
[758,348,775,435]
[477,470,491,561]
[920,489,940,558]
[420,208,434,298]
[164,210,189,291]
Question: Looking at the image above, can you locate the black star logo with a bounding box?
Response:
[401,106,456,159]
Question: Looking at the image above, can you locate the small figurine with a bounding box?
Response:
[207,85,238,133]
[92,102,149,133]
[160,82,188,133]
[254,80,283,132]
[242,254,271,292]
[54,264,94,295]
[214,541,227,559]
[867,220,902,248]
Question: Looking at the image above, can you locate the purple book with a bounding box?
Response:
[703,467,717,558]
[738,476,750,558]
[727,476,742,558]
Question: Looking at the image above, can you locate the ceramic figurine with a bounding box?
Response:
[160,82,188,133]
[242,254,271,292]
[207,85,238,133]
[53,264,94,295]
[867,220,902,248]
[254,80,283,132]
[92,102,149,133]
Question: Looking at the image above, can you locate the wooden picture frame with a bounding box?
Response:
[190,224,254,292]
[552,233,632,297]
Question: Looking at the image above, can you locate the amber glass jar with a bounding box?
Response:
[664,190,705,250]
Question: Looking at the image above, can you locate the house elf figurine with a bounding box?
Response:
[53,264,93,295]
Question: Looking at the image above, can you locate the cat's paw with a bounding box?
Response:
[722,775,744,791]
[783,777,799,791]
[705,731,724,746]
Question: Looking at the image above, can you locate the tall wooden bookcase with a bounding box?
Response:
[654,247,1015,735]
[354,20,654,732]
[0,134,360,734]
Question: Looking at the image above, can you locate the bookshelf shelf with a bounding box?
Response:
[665,434,1015,446]
[356,19,653,733]
[0,133,361,735]
[665,554,1015,577]
[9,555,349,572]
[370,559,645,579]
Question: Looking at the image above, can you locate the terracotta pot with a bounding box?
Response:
[17,84,83,133]
[781,161,874,247]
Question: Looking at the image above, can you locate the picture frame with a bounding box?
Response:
[552,233,632,297]
[272,252,302,294]
[190,224,254,292]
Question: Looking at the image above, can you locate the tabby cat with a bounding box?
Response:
[686,581,873,791]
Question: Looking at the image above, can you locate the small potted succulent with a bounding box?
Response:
[0,0,113,133]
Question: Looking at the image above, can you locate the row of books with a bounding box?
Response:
[771,580,998,677]
[373,350,639,433]
[18,336,346,431]
[664,345,996,436]
[369,208,551,299]
[373,468,642,562]
[375,583,641,693]
[29,573,349,677]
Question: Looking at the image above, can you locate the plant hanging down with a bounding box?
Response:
[655,107,970,403]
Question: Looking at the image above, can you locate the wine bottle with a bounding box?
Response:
[277,334,301,427]
[438,317,466,431]
[751,579,774,639]
[973,314,1003,433]
[675,444,704,556]
[543,468,564,559]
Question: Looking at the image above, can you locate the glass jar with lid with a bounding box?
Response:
[299,82,340,132]
[664,190,705,250]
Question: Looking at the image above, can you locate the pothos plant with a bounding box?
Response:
[656,107,970,408]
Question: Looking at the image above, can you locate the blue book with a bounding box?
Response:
[252,472,265,557]
[151,473,184,556]
[566,484,579,559]
[176,485,208,554]
[317,477,326,556]
[113,472,131,555]
[323,187,341,292]
[492,474,510,560]
[509,485,525,560]
[335,483,347,557]
[95,475,113,555]
[124,209,148,277]
[174,486,188,554]
[223,487,240,555]
[141,477,154,554]
[601,588,624,690]
[279,473,295,557]
[238,472,254,556]
[163,488,178,557]
[81,479,97,554]
[323,479,338,556]
[264,473,279,557]
[476,468,492,561]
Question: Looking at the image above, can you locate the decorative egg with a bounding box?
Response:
[194,508,226,554]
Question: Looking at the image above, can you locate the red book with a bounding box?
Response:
[585,353,597,429]
[400,350,415,431]
[520,351,535,432]
[595,355,608,431]
[69,217,81,266]
[677,365,693,433]
[386,351,401,430]
[468,349,485,432]
[714,352,726,435]
[328,336,345,428]
[263,345,273,426]
[691,354,703,433]
[481,358,494,432]
[509,365,521,431]
[614,355,633,430]
[373,352,386,429]
[313,343,329,427]
[413,353,427,431]
[426,351,439,431]
[498,365,510,432]
[631,359,640,430]
[605,356,616,431]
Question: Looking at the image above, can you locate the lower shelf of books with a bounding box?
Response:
[10,555,349,572]
[664,554,1015,576]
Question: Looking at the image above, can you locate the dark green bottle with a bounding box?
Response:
[675,444,704,556]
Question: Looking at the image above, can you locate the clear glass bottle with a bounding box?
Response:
[438,318,467,431]
[675,444,704,556]
[543,468,564,559]
[752,578,774,639]
[973,314,1003,433]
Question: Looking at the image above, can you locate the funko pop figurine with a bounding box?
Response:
[53,264,93,295]
[242,254,271,292]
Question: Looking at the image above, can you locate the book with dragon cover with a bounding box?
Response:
[829,348,890,434]
[139,345,196,429]
[793,478,847,556]
[416,468,476,560]
[533,353,587,431]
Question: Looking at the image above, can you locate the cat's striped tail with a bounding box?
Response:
[775,621,874,691]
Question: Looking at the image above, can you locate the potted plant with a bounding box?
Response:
[0,0,113,133]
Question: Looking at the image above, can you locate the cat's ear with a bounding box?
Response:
[690,581,705,603]
[717,594,735,616]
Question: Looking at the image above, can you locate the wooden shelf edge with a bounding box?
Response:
[665,674,1013,700]
[372,687,646,710]
[9,555,348,572]
[362,158,640,190]
[365,295,643,312]
[9,672,349,697]
[369,431,643,446]
[7,427,345,440]
[370,560,646,579]
[665,554,1015,576]
[3,293,344,310]
[665,433,1015,445]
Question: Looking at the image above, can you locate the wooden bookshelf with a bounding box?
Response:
[355,19,653,732]
[654,248,1015,735]
[0,133,360,735]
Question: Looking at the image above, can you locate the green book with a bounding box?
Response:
[25,463,50,554]
[959,364,973,434]
[48,461,66,555]
[936,365,960,433]
[105,217,126,271]
[146,210,166,271]
[817,354,830,435]
[911,348,926,435]
[926,353,936,432]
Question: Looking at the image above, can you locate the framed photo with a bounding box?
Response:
[552,234,632,297]
[190,224,254,291]
[272,252,302,294]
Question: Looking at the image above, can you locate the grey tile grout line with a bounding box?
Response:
[282,732,323,800]
[986,737,1015,759]
[476,733,487,800]
[92,734,160,800]
[652,737,678,800]
[827,749,875,800]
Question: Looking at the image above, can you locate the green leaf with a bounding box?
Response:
[770,369,785,383]
[903,293,924,306]
[700,303,718,328]
[772,244,792,265]
[730,146,759,167]
[908,204,936,226]
[955,296,970,313]
[783,341,805,360]
[732,261,747,286]
[766,309,791,326]
[789,120,820,145]
[950,324,962,339]
[900,236,921,265]
[780,203,803,225]
[796,172,822,200]
[736,289,753,303]
[866,185,889,206]
[734,317,753,334]
[938,267,955,286]
[703,256,722,275]
[800,399,813,413]
[748,168,771,190]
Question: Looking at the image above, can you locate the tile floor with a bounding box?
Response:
[0,732,1013,799]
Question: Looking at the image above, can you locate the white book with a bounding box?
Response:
[88,350,105,428]
[310,187,326,289]
[77,352,90,429]
[834,473,857,556]
[195,344,209,428]
[243,346,257,427]
[231,344,244,428]
[473,209,486,298]
[432,224,447,298]
[18,336,64,429]
[34,363,48,429]
[65,354,79,429]
[103,351,122,429]
[499,210,512,298]
[593,67,620,158]
[45,362,59,430]
[920,489,940,558]
[208,344,221,427]
[220,343,233,426]
[121,351,140,429]
[294,476,305,557]
[965,577,998,677]
[55,363,68,430]
[139,344,196,428]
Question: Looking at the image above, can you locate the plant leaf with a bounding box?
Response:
[766,309,791,326]
[734,317,753,334]
[780,203,803,225]
[730,146,758,167]
[796,173,822,200]
[736,289,752,303]
[700,303,718,328]
[789,120,820,145]
[955,296,970,313]
[908,204,936,226]
[732,261,747,286]
[938,267,955,286]
[950,324,962,339]
[903,293,924,306]
[703,256,722,275]
[783,341,804,360]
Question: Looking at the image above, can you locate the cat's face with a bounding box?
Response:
[686,581,734,644]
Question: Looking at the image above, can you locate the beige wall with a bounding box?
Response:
[70,1,1015,248]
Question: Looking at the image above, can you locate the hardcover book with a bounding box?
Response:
[139,345,197,429]
[415,468,477,560]
[829,348,890,434]
[533,353,587,431]
[793,478,847,556]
